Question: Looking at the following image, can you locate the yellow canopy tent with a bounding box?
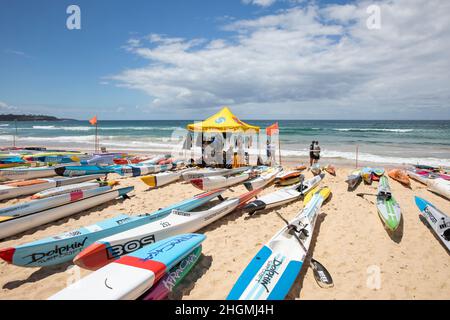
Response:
[186,107,260,167]
[187,107,260,133]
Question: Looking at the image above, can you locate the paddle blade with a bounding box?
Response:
[310,259,333,288]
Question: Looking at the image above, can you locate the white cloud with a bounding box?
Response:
[4,49,32,59]
[110,0,450,119]
[0,101,18,111]
[242,0,277,8]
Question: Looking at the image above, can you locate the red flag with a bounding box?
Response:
[89,116,97,126]
[266,122,279,136]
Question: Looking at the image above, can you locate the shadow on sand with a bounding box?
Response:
[286,211,329,300]
[169,254,213,299]
[3,261,73,290]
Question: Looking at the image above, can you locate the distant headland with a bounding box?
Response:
[0,114,72,121]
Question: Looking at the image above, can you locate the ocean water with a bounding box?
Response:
[0,120,449,166]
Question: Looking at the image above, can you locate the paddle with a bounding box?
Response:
[310,259,334,288]
[357,192,391,199]
[275,212,334,289]
[356,193,377,197]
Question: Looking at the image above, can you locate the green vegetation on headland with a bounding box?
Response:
[0,114,71,121]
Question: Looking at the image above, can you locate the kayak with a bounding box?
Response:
[0,174,106,201]
[414,197,450,251]
[158,158,174,165]
[244,167,283,191]
[139,154,172,165]
[361,167,373,184]
[376,176,402,231]
[74,188,261,270]
[182,167,251,181]
[276,170,304,186]
[277,175,303,186]
[49,234,205,300]
[141,168,196,188]
[243,174,325,215]
[22,151,84,158]
[142,245,202,300]
[81,154,115,166]
[114,164,173,177]
[311,164,321,176]
[31,180,117,199]
[227,187,331,300]
[415,164,439,172]
[372,168,385,176]
[388,169,411,187]
[113,157,149,165]
[190,173,250,191]
[438,173,450,181]
[0,163,79,181]
[276,170,301,181]
[24,155,85,164]
[55,165,116,177]
[0,189,223,267]
[0,186,114,223]
[345,169,361,190]
[323,165,336,176]
[0,163,26,169]
[0,186,134,240]
[427,178,450,200]
[407,169,429,185]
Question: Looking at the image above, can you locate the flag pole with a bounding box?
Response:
[13,119,17,147]
[95,122,98,153]
[278,131,282,166]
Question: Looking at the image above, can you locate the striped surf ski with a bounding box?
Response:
[142,245,202,300]
[376,176,402,231]
[55,165,117,177]
[74,188,260,270]
[227,187,331,300]
[49,234,205,300]
[0,189,223,267]
[415,197,450,251]
[0,187,134,240]
[0,185,113,222]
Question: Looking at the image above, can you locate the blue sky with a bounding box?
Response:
[0,0,449,120]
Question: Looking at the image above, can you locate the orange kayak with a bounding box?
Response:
[295,165,307,171]
[324,165,336,176]
[277,171,302,181]
[388,169,411,187]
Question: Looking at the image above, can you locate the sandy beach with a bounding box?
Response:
[0,165,449,300]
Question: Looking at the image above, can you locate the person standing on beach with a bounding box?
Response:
[309,141,321,166]
[314,141,321,164]
[309,141,315,166]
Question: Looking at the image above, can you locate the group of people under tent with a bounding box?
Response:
[183,131,280,168]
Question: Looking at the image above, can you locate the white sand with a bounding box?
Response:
[0,167,449,299]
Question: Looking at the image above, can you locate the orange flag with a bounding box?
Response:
[266,122,279,136]
[89,116,98,126]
